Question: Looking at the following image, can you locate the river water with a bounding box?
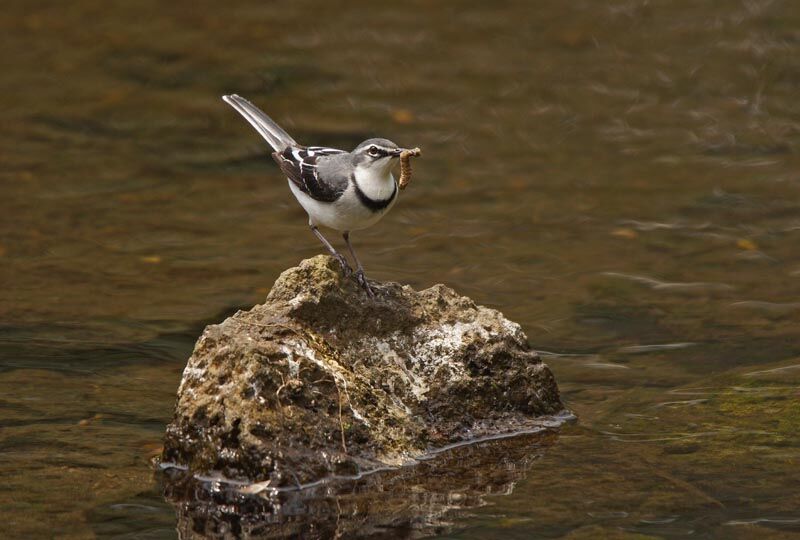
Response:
[2,1,800,538]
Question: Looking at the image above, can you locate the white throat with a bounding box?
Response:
[353,163,396,201]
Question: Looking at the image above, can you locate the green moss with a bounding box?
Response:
[715,384,800,437]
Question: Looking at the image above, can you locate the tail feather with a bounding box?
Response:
[222,94,298,152]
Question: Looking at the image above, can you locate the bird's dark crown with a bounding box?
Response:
[354,138,399,153]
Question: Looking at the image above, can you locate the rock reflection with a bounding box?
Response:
[163,431,557,539]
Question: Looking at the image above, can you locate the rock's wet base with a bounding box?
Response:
[163,429,561,540]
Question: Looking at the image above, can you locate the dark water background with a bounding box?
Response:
[2,0,800,538]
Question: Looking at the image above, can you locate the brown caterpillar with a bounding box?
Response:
[398,147,421,190]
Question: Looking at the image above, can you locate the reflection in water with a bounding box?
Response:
[164,432,557,539]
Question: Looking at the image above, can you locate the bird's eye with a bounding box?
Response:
[368,146,379,157]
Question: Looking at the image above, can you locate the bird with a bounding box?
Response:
[222,94,415,297]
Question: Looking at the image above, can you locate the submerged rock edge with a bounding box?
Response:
[161,255,568,486]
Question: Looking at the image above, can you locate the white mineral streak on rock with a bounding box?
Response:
[177,366,206,395]
[286,356,300,378]
[346,394,370,425]
[181,366,206,381]
[500,318,525,342]
[279,341,373,427]
[288,292,312,308]
[370,339,429,401]
[408,321,486,379]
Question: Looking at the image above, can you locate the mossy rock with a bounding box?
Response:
[161,256,566,486]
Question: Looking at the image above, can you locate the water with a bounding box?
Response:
[2,0,800,537]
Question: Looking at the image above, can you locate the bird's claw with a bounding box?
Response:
[354,269,375,298]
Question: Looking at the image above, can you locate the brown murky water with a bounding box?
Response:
[3,0,800,538]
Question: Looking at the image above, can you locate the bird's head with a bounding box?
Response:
[352,138,406,175]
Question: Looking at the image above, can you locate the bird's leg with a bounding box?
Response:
[343,232,374,297]
[309,223,352,276]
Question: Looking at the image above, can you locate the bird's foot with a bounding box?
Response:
[334,254,353,277]
[354,269,375,298]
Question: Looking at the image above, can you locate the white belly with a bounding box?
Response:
[287,179,397,231]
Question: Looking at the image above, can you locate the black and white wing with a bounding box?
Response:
[272,146,348,202]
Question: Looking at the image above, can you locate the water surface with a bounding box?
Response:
[2,0,800,538]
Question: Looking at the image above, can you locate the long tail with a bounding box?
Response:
[222,94,298,152]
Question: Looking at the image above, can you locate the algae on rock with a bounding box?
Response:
[161,255,567,486]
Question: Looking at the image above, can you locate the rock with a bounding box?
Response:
[161,256,567,486]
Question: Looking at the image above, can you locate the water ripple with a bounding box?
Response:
[653,399,709,408]
[603,272,734,293]
[618,343,696,354]
[730,300,800,313]
[584,362,630,370]
[744,364,800,377]
[724,517,800,526]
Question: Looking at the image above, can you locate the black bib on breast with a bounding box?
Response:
[351,174,397,212]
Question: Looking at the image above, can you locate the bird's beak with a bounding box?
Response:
[390,148,405,157]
